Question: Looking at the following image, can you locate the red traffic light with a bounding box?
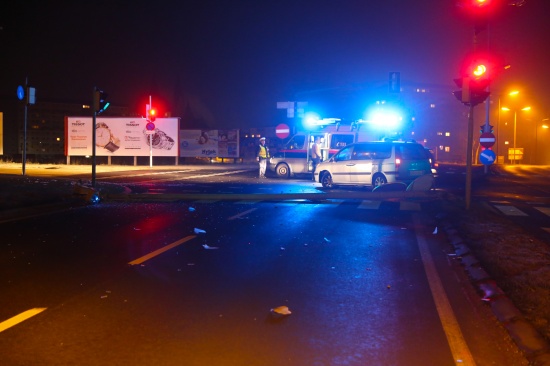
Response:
[148,108,157,122]
[472,64,487,78]
[471,0,491,7]
[459,0,496,10]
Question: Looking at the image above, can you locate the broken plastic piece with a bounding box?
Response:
[194,228,206,234]
[202,244,218,250]
[432,227,438,234]
[271,306,292,317]
[189,207,196,212]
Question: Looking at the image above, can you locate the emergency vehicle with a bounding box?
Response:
[267,119,379,178]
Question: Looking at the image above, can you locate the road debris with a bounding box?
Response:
[270,306,292,318]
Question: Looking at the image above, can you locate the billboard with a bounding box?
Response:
[179,129,239,158]
[65,117,179,157]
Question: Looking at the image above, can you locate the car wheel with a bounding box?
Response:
[372,173,387,188]
[321,172,334,188]
[275,163,290,178]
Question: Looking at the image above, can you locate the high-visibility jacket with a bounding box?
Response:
[257,144,270,159]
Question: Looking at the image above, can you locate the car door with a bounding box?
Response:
[348,143,374,184]
[328,145,354,184]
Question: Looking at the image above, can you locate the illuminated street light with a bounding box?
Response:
[535,118,549,165]
[501,105,531,164]
[497,90,520,163]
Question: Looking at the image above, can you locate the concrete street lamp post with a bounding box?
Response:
[501,105,530,164]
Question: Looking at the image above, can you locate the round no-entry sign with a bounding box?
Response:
[275,123,290,139]
[480,132,496,148]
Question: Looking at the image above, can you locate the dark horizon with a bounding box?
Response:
[1,1,548,128]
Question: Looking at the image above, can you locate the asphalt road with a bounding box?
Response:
[0,163,531,365]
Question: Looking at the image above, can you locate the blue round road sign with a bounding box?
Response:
[479,149,496,165]
[17,85,24,101]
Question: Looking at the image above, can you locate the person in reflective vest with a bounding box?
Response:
[256,137,270,178]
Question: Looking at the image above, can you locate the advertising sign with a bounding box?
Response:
[65,117,179,157]
[179,130,239,158]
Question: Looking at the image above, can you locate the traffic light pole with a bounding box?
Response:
[465,104,474,210]
[484,92,490,174]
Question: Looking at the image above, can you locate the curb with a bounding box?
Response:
[438,217,550,365]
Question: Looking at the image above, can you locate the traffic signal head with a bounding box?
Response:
[459,0,496,11]
[147,108,157,122]
[470,0,491,8]
[454,56,492,107]
[93,88,109,114]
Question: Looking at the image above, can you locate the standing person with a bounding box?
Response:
[256,137,270,178]
[310,136,322,180]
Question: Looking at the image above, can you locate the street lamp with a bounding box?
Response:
[497,90,519,164]
[501,105,531,164]
[535,118,549,165]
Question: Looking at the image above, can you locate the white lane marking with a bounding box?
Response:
[119,169,252,185]
[358,200,381,209]
[177,170,251,180]
[413,214,477,365]
[493,205,528,216]
[128,235,196,265]
[234,200,258,205]
[535,207,550,217]
[98,170,198,180]
[0,308,47,333]
[228,208,258,221]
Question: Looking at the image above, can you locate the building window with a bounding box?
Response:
[445,132,451,137]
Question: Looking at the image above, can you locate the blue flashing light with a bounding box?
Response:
[303,112,321,129]
[365,106,403,131]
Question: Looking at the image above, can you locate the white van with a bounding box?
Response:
[313,141,432,189]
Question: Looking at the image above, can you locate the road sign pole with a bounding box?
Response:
[92,91,97,188]
[149,95,153,168]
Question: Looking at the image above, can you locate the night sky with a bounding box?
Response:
[1,1,548,128]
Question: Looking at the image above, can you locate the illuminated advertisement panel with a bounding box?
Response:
[65,117,179,157]
[179,129,239,158]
